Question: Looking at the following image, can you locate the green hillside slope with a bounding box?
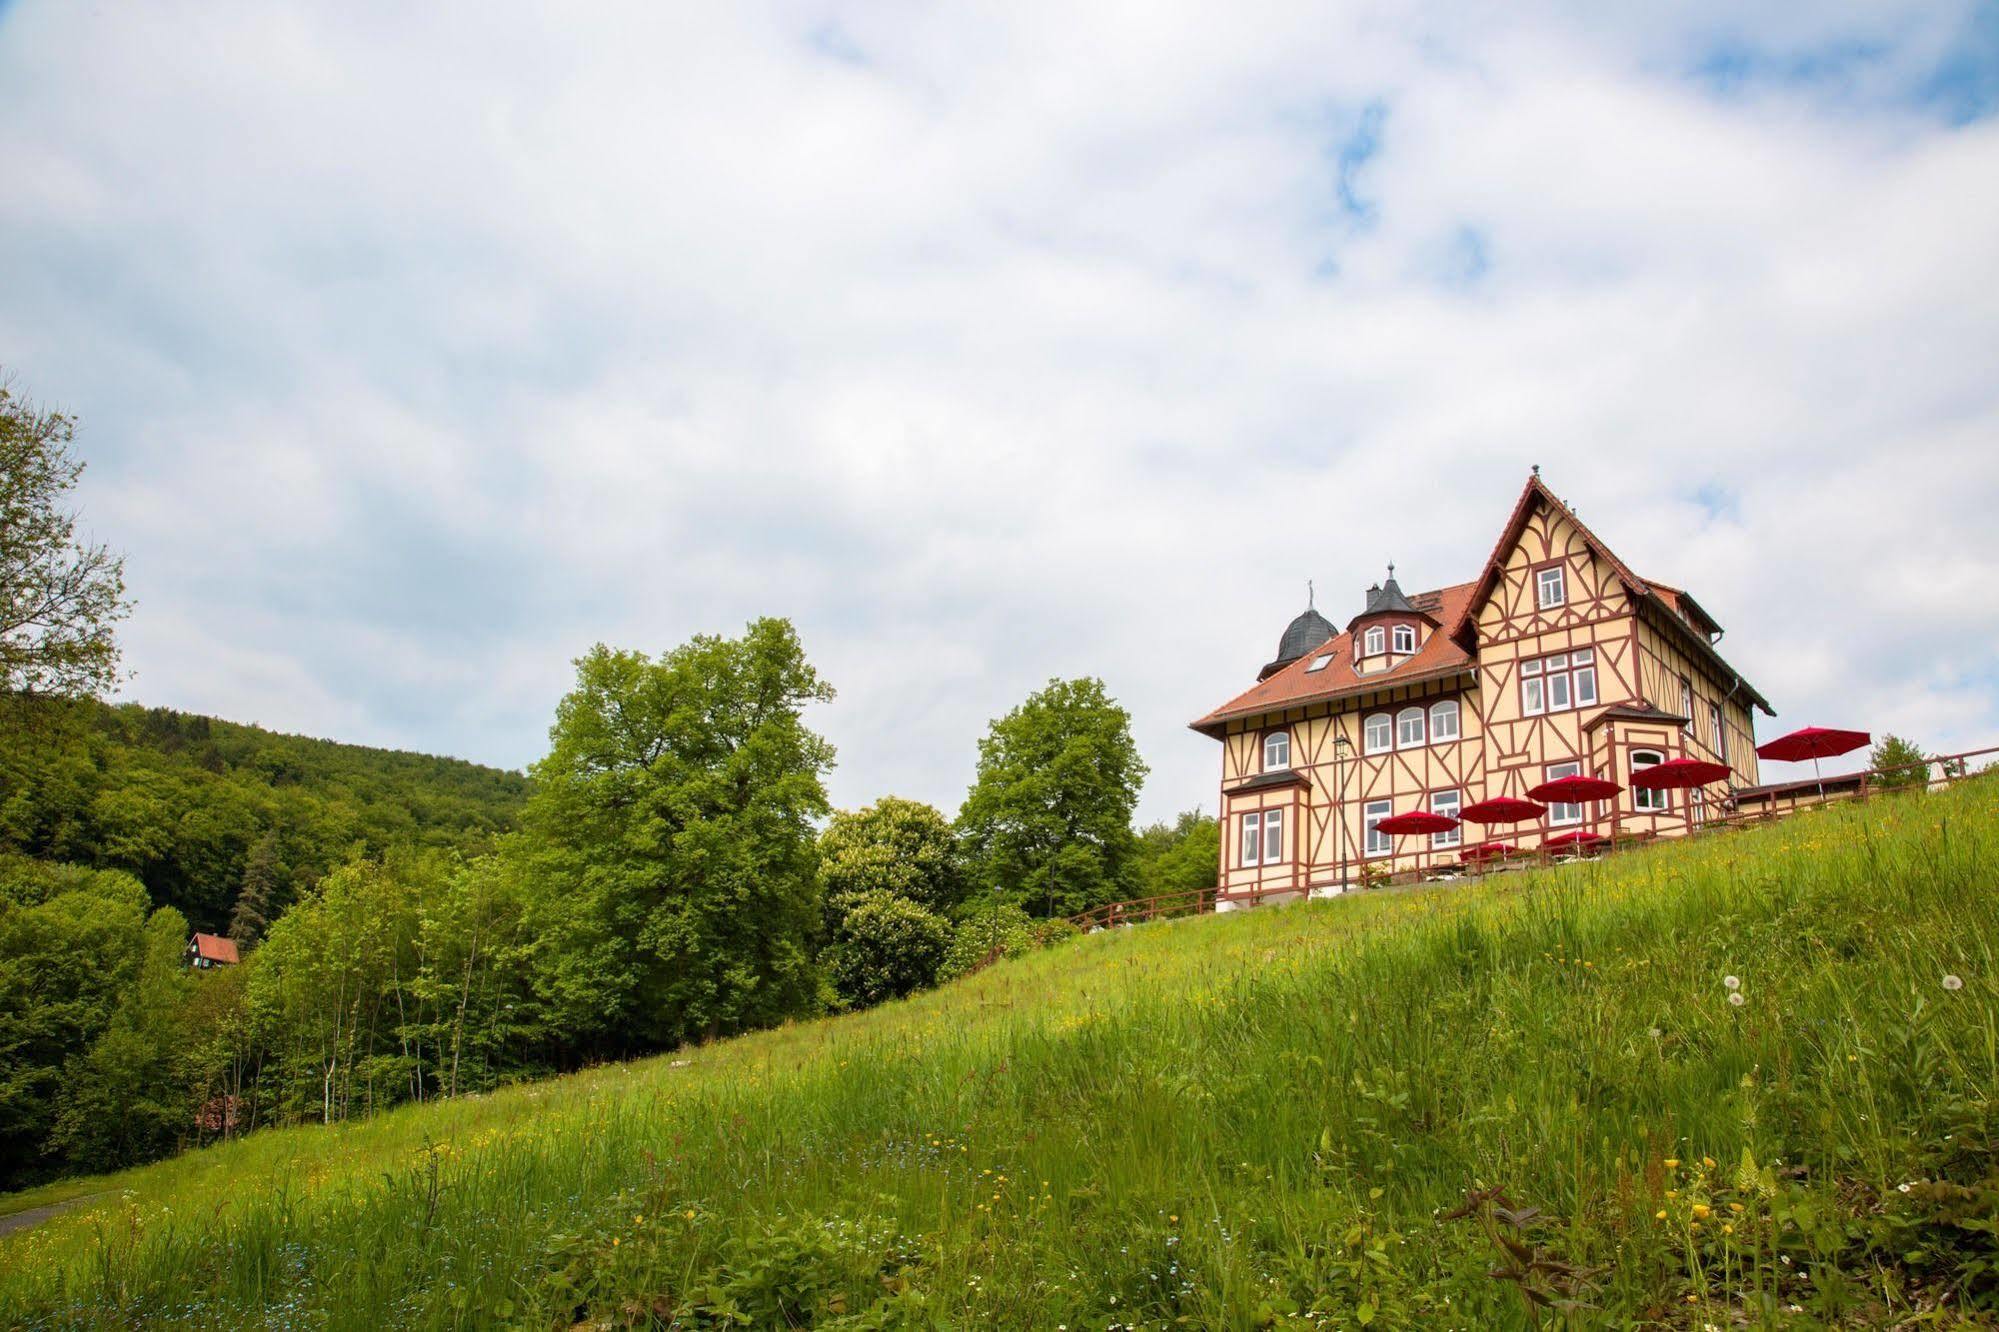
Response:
[0,699,529,931]
[2,784,1993,1328]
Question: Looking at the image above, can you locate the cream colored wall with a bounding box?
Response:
[1632,617,1762,787]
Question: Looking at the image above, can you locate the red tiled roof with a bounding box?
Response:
[1191,581,1480,734]
[189,932,239,965]
[1191,471,1775,735]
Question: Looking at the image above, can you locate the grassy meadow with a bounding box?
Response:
[2,784,1995,1329]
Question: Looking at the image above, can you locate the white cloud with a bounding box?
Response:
[2,0,1996,817]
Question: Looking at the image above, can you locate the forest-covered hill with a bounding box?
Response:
[0,698,529,933]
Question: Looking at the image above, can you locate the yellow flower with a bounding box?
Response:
[1702,1156,1716,1168]
[1723,1223,1735,1235]
[611,1237,620,1248]
[1729,1202,1745,1214]
[1654,1209,1667,1220]
[683,1210,695,1220]
[1692,1204,1711,1219]
[1664,1158,1680,1169]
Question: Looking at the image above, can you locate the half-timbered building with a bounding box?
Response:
[1191,471,1774,901]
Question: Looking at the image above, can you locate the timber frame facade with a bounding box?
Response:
[1191,472,1775,901]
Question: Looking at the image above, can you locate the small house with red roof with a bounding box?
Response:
[1191,470,1773,901]
[186,932,240,969]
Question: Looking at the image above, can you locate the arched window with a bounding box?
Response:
[1632,750,1669,811]
[1392,624,1416,654]
[1396,706,1425,749]
[1263,730,1290,771]
[1364,712,1392,754]
[1429,699,1460,742]
[1363,625,1385,656]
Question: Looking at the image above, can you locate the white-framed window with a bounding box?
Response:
[1396,706,1426,749]
[1546,654,1572,711]
[1430,788,1462,848]
[1429,698,1460,742]
[1363,625,1385,656]
[1263,807,1284,862]
[1521,648,1596,716]
[1573,647,1597,706]
[1679,675,1694,723]
[1263,730,1290,772]
[1545,760,1583,826]
[1691,787,1707,826]
[1363,799,1393,856]
[1240,811,1263,866]
[1391,624,1416,654]
[1364,712,1392,754]
[1632,750,1669,812]
[1710,702,1727,763]
[1306,652,1334,674]
[1537,566,1567,609]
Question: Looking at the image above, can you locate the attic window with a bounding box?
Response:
[1392,624,1416,654]
[1306,652,1334,673]
[1537,566,1567,609]
[1363,626,1385,656]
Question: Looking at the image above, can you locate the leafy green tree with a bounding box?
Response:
[818,797,966,916]
[957,678,1148,917]
[1869,735,1931,791]
[229,832,284,946]
[0,860,151,1185]
[0,378,130,699]
[824,889,951,1009]
[523,620,835,1054]
[1132,811,1220,899]
[51,905,195,1172]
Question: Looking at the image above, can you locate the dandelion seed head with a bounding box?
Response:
[1723,975,1740,991]
[1728,992,1746,1007]
[1943,974,1964,991]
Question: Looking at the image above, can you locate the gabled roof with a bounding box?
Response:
[189,932,239,965]
[1581,703,1690,732]
[1191,470,1777,737]
[1451,473,1774,716]
[1191,582,1479,736]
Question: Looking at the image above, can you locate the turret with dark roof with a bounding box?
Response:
[1258,596,1335,680]
[1347,564,1437,630]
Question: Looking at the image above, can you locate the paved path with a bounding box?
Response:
[0,1193,104,1239]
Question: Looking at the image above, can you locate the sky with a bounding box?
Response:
[2,1,1997,824]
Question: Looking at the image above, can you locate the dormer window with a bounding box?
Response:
[1536,566,1567,609]
[1391,624,1416,654]
[1363,625,1385,656]
[1263,730,1290,771]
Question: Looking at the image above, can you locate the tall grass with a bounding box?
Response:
[2,786,1994,1328]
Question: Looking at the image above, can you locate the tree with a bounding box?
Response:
[956,678,1148,918]
[229,832,284,946]
[0,379,130,699]
[522,619,835,1054]
[1869,735,1930,792]
[1132,810,1219,898]
[823,890,951,1009]
[818,797,966,916]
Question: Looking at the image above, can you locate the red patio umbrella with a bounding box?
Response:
[1374,812,1461,836]
[1525,775,1622,804]
[1542,830,1609,853]
[1460,841,1517,864]
[1459,796,1548,826]
[1630,757,1733,835]
[1756,726,1870,801]
[1526,773,1625,851]
[1373,811,1462,876]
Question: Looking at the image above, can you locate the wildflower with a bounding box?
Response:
[1723,1224,1734,1235]
[1691,1204,1710,1219]
[1728,992,1746,1007]
[1897,1182,1912,1194]
[1723,975,1740,991]
[1654,1209,1667,1220]
[1943,974,1964,991]
[1702,1156,1715,1168]
[1664,1158,1681,1169]
[683,1210,695,1220]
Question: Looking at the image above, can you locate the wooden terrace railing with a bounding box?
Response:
[1072,743,1998,927]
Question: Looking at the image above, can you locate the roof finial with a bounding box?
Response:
[1386,560,1395,582]
[1307,578,1314,609]
[1532,463,1541,478]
